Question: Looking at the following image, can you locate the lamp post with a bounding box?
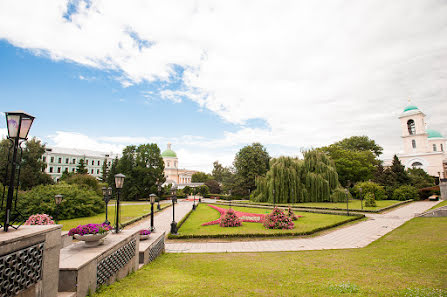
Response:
[192,188,196,210]
[54,194,63,223]
[3,111,35,232]
[170,185,178,235]
[157,183,162,211]
[229,190,232,208]
[359,187,363,210]
[114,173,125,233]
[273,189,276,208]
[102,186,112,225]
[149,194,156,232]
[345,180,351,216]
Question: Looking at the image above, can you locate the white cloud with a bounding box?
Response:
[48,131,125,153]
[1,0,446,158]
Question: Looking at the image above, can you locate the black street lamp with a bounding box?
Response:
[170,185,178,235]
[192,188,196,210]
[273,189,276,208]
[3,111,35,232]
[114,173,125,233]
[102,186,112,225]
[54,194,63,223]
[149,194,156,232]
[157,182,162,211]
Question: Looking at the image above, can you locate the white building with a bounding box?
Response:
[397,104,447,177]
[43,147,119,181]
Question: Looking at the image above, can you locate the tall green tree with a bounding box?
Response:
[390,155,410,185]
[191,171,211,182]
[0,138,53,190]
[107,156,119,189]
[334,136,383,157]
[233,143,270,192]
[101,158,108,182]
[76,159,88,174]
[407,168,435,189]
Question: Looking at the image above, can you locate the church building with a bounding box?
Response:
[397,104,447,177]
[161,143,201,188]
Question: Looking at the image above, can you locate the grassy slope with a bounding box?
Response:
[429,200,447,210]
[176,204,352,236]
[59,203,168,231]
[94,217,447,297]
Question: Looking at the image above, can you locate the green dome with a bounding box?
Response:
[161,149,177,158]
[403,105,419,112]
[427,129,443,138]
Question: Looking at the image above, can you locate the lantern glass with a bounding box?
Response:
[102,186,107,196]
[107,187,113,196]
[5,111,35,140]
[149,194,156,204]
[114,173,126,189]
[54,194,63,205]
[6,114,20,138]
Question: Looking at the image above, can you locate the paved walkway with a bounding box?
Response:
[128,200,194,236]
[165,200,439,253]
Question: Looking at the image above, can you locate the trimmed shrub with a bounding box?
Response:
[263,207,294,229]
[63,174,102,196]
[353,181,387,200]
[17,184,104,221]
[393,185,419,201]
[364,192,376,207]
[331,187,350,202]
[219,209,242,227]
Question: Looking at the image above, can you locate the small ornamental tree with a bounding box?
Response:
[364,192,376,207]
[219,209,242,227]
[263,207,294,229]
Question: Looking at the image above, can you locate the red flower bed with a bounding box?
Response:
[219,209,242,227]
[202,205,267,226]
[263,207,294,229]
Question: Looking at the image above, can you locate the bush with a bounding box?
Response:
[16,184,105,221]
[392,185,419,201]
[219,209,242,227]
[330,187,350,202]
[353,181,387,200]
[364,192,376,207]
[63,174,102,196]
[263,207,294,229]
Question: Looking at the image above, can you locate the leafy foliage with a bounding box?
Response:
[364,192,376,207]
[204,179,221,194]
[353,181,387,200]
[191,172,211,182]
[407,168,435,189]
[63,173,102,196]
[76,158,88,174]
[254,151,343,203]
[219,209,242,227]
[233,143,270,192]
[392,185,419,201]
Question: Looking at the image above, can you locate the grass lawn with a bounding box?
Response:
[175,204,354,238]
[235,199,404,211]
[94,217,447,297]
[59,203,169,231]
[430,200,447,210]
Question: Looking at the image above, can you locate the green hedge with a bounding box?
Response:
[393,185,419,201]
[204,194,249,200]
[168,214,364,239]
[16,184,105,221]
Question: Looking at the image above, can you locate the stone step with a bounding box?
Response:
[58,292,76,297]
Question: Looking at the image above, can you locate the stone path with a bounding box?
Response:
[165,200,439,253]
[127,200,194,235]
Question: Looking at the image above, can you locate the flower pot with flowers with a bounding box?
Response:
[68,223,112,247]
[24,214,55,225]
[139,229,151,240]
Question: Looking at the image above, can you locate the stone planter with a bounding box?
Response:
[74,232,109,247]
[140,234,150,241]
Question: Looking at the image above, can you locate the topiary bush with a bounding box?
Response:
[263,207,294,229]
[16,184,105,221]
[392,185,419,201]
[364,192,376,207]
[219,209,242,227]
[353,181,387,200]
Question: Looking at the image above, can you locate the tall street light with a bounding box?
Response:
[114,173,125,233]
[192,188,196,210]
[3,111,35,232]
[345,180,351,216]
[157,180,162,211]
[149,194,156,232]
[102,186,112,225]
[170,184,178,235]
[54,194,63,223]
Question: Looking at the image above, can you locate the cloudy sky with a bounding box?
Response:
[0,0,446,172]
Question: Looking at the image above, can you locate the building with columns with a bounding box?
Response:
[161,143,201,188]
[397,104,447,177]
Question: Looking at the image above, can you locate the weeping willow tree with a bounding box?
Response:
[253,151,348,203]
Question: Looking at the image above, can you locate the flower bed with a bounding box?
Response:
[25,214,55,225]
[219,209,242,227]
[202,205,266,226]
[263,207,294,229]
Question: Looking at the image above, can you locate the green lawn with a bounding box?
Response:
[175,204,354,237]
[59,203,169,231]
[94,217,447,297]
[234,199,403,211]
[430,200,447,210]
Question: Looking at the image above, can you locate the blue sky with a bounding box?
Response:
[0,0,446,172]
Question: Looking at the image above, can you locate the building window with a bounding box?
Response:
[65,158,69,164]
[412,162,423,168]
[57,167,61,173]
[167,161,170,167]
[174,161,177,167]
[72,158,76,164]
[97,160,100,166]
[108,162,111,166]
[64,168,68,173]
[51,157,54,163]
[92,160,94,166]
[58,157,62,164]
[72,168,75,172]
[412,140,416,149]
[91,169,94,174]
[441,144,444,151]
[433,144,437,152]
[49,167,53,173]
[97,169,100,174]
[407,119,416,135]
